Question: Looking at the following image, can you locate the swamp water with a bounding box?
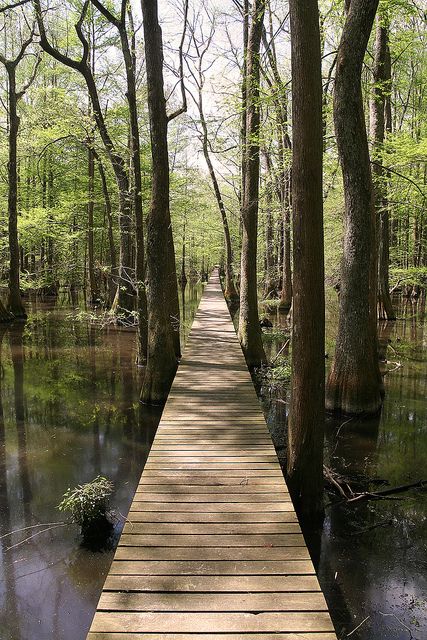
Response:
[260,291,427,640]
[0,283,203,640]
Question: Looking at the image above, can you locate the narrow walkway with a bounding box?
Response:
[88,271,336,639]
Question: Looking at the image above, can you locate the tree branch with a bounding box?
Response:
[167,0,189,122]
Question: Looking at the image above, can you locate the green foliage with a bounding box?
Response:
[391,267,427,288]
[258,356,292,389]
[261,327,289,343]
[57,476,114,532]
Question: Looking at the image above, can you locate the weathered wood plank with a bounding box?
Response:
[126,511,299,523]
[98,592,328,612]
[109,560,314,575]
[103,574,321,592]
[119,533,305,547]
[122,522,301,535]
[128,502,295,512]
[113,546,311,561]
[89,612,334,633]
[132,492,290,502]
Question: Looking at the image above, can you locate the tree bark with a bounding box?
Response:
[287,0,325,522]
[238,0,267,368]
[262,25,292,311]
[326,0,383,416]
[140,0,179,403]
[5,65,26,319]
[370,18,395,320]
[87,140,98,303]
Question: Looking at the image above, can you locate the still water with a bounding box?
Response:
[0,283,203,640]
[261,291,427,640]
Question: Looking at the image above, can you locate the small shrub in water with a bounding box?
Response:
[58,476,114,537]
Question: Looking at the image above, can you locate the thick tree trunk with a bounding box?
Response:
[370,19,395,320]
[238,0,267,368]
[287,0,325,522]
[6,67,26,319]
[140,0,179,403]
[326,0,383,416]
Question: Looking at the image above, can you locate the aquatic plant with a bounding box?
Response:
[57,476,114,535]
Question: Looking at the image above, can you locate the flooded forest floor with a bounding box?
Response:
[257,290,427,640]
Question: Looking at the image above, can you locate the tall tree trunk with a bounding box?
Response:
[262,158,276,298]
[326,0,382,416]
[120,2,148,360]
[6,66,26,319]
[87,140,98,303]
[238,0,267,368]
[140,0,179,403]
[95,154,117,306]
[287,0,325,522]
[262,24,293,311]
[194,52,238,301]
[370,18,395,320]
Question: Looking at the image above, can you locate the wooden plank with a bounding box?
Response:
[109,560,314,575]
[128,502,295,512]
[98,592,328,612]
[122,523,301,535]
[119,533,305,547]
[103,574,321,592]
[136,485,288,493]
[131,493,290,502]
[89,612,334,633]
[137,477,285,486]
[113,546,311,561]
[140,469,283,477]
[126,511,299,524]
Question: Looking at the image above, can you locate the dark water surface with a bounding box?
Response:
[0,283,203,640]
[261,292,427,640]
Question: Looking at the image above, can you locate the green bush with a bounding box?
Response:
[58,475,114,534]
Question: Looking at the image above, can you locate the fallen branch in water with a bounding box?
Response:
[5,523,69,551]
[347,479,426,503]
[346,615,370,637]
[0,521,67,540]
[323,465,353,499]
[325,478,426,508]
[379,611,414,639]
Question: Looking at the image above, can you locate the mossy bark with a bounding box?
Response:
[326,0,382,416]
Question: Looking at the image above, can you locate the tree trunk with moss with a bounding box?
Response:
[326,0,382,416]
[238,0,267,368]
[3,64,27,319]
[140,0,179,403]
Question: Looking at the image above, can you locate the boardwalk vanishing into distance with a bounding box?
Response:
[87,271,336,639]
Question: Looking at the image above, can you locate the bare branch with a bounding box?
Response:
[167,0,189,123]
[0,0,30,13]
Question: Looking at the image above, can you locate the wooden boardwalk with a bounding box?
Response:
[88,271,336,639]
